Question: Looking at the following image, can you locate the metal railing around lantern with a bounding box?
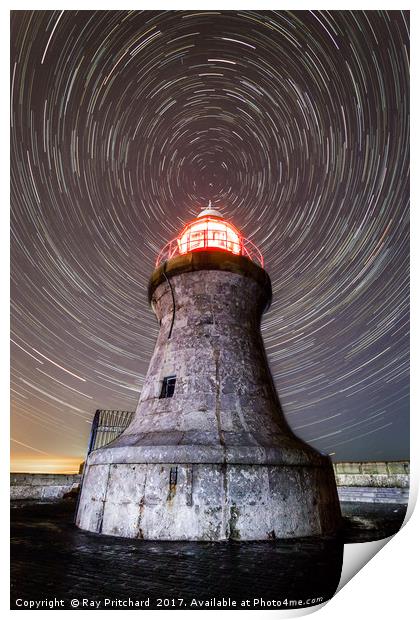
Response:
[156,229,264,269]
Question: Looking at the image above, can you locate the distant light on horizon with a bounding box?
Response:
[11,456,83,475]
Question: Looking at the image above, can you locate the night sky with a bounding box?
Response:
[11,10,409,472]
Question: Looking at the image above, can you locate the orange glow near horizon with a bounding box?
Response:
[178,216,242,255]
[10,455,83,474]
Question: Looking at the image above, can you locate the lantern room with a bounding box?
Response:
[156,203,264,268]
[178,207,241,256]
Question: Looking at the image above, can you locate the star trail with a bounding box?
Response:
[10,10,409,471]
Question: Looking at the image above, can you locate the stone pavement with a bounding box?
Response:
[10,499,406,610]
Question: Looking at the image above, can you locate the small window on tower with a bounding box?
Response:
[160,376,176,398]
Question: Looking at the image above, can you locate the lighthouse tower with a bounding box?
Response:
[76,206,341,540]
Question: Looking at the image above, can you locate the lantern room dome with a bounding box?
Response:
[156,203,264,268]
[196,206,223,219]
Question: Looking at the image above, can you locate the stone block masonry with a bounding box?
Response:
[333,461,409,504]
[10,473,81,500]
[337,486,409,504]
[77,462,339,540]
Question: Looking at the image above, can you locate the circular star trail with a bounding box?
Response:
[11,10,409,468]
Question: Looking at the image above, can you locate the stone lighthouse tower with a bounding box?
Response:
[76,205,341,540]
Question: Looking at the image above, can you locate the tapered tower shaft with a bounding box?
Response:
[76,210,341,540]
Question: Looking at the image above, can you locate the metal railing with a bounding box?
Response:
[75,409,135,521]
[156,235,264,268]
[87,409,135,454]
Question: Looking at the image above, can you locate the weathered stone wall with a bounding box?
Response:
[333,460,409,479]
[333,461,409,504]
[76,462,339,540]
[337,486,409,504]
[10,473,81,500]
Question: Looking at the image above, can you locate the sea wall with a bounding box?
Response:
[10,461,410,504]
[10,473,81,500]
[333,461,409,504]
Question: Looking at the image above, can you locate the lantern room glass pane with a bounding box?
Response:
[177,217,241,255]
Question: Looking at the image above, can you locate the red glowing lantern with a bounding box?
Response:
[177,207,242,256]
[156,203,264,268]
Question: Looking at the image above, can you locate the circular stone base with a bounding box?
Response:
[76,461,341,540]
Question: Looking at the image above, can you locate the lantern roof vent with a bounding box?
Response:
[196,201,223,219]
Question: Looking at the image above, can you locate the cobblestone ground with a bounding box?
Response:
[10,500,406,611]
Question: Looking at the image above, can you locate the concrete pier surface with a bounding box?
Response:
[10,498,406,610]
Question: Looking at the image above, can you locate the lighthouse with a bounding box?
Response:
[76,205,341,540]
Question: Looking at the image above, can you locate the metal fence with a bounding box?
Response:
[87,409,135,454]
[75,409,135,522]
